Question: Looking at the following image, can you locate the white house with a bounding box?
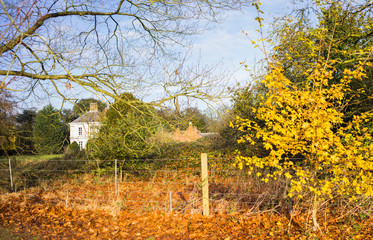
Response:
[69,103,102,150]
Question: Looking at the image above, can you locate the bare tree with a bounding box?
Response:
[0,0,251,107]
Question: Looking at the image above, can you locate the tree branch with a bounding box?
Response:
[0,8,138,57]
[0,70,100,80]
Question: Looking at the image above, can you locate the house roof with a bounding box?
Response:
[172,123,202,142]
[172,122,220,142]
[70,111,103,124]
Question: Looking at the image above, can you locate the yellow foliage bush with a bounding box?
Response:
[234,62,372,201]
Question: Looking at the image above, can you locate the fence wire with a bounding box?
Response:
[0,156,289,214]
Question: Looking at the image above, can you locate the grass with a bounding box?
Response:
[0,154,63,162]
[0,154,67,193]
[0,227,37,239]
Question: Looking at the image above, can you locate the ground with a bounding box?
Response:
[1,190,373,239]
[1,156,373,239]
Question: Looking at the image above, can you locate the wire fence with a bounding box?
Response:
[0,155,289,215]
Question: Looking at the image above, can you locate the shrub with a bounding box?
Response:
[64,141,80,159]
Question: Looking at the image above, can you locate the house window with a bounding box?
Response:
[78,127,82,136]
[78,141,83,150]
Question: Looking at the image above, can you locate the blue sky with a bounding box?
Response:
[191,0,295,81]
[182,0,295,109]
[20,0,295,111]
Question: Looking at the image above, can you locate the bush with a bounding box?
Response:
[68,141,80,154]
[89,93,164,160]
[155,137,225,159]
[64,141,80,159]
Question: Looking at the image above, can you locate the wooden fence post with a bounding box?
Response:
[170,191,173,213]
[66,190,69,207]
[115,159,118,195]
[8,158,13,192]
[201,153,209,216]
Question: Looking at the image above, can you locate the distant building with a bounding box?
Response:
[68,103,102,150]
[172,122,218,142]
[172,122,202,142]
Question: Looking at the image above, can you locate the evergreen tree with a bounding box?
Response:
[33,104,65,154]
[16,109,36,154]
[0,89,16,155]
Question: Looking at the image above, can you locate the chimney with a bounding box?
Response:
[90,103,98,112]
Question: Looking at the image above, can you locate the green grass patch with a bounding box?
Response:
[0,227,37,239]
[0,154,63,162]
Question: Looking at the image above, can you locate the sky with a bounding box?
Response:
[183,0,295,109]
[193,1,294,67]
[18,0,296,112]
